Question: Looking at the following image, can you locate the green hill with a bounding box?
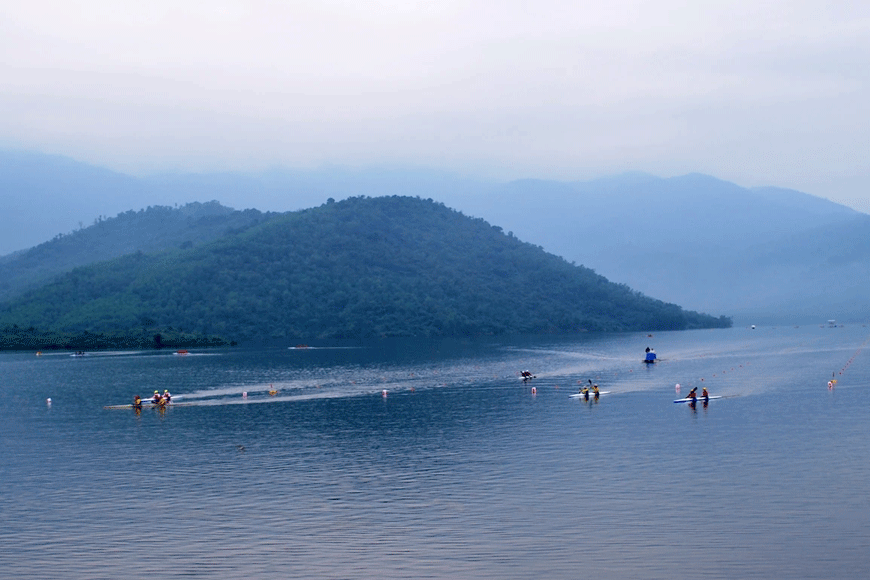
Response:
[0,201,271,303]
[0,196,730,347]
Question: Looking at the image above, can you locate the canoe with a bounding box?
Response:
[570,391,611,398]
[673,395,722,404]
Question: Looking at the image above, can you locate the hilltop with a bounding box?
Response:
[0,196,729,346]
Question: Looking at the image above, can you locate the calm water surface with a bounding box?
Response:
[2,325,869,579]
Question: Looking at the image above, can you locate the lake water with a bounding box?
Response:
[2,325,869,579]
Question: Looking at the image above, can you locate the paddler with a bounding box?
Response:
[132,395,142,410]
[162,389,172,403]
[579,386,590,400]
[701,387,709,400]
[686,387,698,400]
[152,391,161,405]
[592,384,600,397]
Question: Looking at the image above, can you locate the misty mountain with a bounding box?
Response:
[436,174,865,324]
[0,150,483,255]
[141,166,486,217]
[0,196,728,343]
[724,213,870,322]
[3,150,867,325]
[1,150,148,254]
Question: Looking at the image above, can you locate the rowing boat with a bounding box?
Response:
[103,400,186,409]
[104,403,154,409]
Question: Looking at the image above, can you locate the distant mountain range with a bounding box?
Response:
[0,150,482,255]
[440,174,870,324]
[2,149,868,327]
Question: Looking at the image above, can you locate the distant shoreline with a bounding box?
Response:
[0,326,230,351]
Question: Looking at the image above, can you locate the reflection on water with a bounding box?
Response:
[2,326,870,579]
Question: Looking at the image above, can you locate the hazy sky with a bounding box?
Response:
[2,1,868,213]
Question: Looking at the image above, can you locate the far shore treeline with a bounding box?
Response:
[0,325,230,351]
[0,196,730,349]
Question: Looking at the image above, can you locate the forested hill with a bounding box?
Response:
[0,196,730,343]
[0,201,271,303]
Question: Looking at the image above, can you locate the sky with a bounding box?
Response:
[2,0,869,213]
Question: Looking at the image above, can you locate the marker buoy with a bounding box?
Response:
[531,386,536,394]
[46,398,52,406]
[382,389,388,397]
[675,383,681,392]
[242,392,247,398]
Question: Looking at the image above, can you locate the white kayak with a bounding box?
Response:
[570,391,610,398]
[673,395,722,404]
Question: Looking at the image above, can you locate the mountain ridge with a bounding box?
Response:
[441,172,864,322]
[0,196,729,345]
[3,149,867,325]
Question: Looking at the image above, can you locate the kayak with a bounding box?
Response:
[673,395,722,404]
[570,391,611,398]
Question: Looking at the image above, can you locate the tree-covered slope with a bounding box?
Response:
[0,196,730,342]
[0,201,271,303]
